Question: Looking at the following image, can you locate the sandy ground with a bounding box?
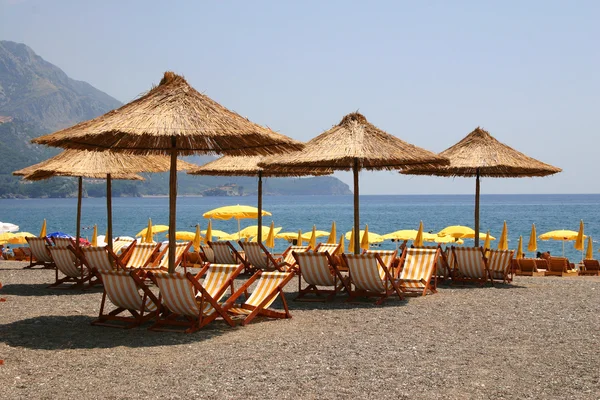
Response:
[0,260,599,400]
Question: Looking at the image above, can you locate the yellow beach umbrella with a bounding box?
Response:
[438,225,474,239]
[327,221,337,244]
[91,224,98,247]
[575,220,585,251]
[339,234,345,253]
[144,219,154,243]
[433,235,463,244]
[203,204,272,240]
[498,221,508,250]
[193,224,202,251]
[539,229,585,257]
[0,233,16,245]
[238,225,282,240]
[136,223,169,238]
[516,236,524,259]
[297,229,303,246]
[39,219,47,237]
[169,231,196,241]
[205,220,213,243]
[7,232,35,245]
[301,230,330,240]
[585,236,593,259]
[348,227,355,254]
[308,225,317,249]
[483,231,491,250]
[414,221,424,247]
[266,221,276,248]
[382,230,419,241]
[275,232,299,241]
[462,232,496,241]
[201,229,228,240]
[527,224,537,253]
[360,224,370,251]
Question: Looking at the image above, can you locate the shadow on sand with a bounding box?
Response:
[0,283,103,296]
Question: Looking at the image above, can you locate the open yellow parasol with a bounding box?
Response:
[7,232,35,245]
[539,229,586,257]
[203,205,272,240]
[438,225,474,239]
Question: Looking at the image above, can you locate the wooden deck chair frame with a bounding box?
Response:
[293,251,350,302]
[580,259,600,276]
[76,245,131,287]
[396,247,440,296]
[221,270,294,326]
[238,241,290,272]
[450,246,489,286]
[342,253,404,305]
[314,242,341,256]
[208,241,248,270]
[47,245,93,289]
[24,236,54,269]
[199,244,215,263]
[545,257,577,277]
[516,258,545,277]
[280,245,310,270]
[150,241,192,273]
[148,267,244,333]
[91,269,161,329]
[485,249,515,284]
[412,245,451,281]
[52,237,75,247]
[364,249,399,277]
[121,242,161,270]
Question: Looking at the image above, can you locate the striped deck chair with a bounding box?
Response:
[112,239,135,256]
[24,237,54,269]
[122,242,161,270]
[314,242,341,256]
[451,247,488,285]
[92,270,161,329]
[200,245,215,263]
[545,257,577,277]
[78,246,130,285]
[281,245,310,270]
[52,237,74,247]
[151,242,192,273]
[516,258,544,276]
[485,249,515,284]
[364,249,398,276]
[396,248,439,296]
[149,265,244,333]
[239,241,290,272]
[580,259,600,276]
[342,253,404,305]
[413,245,451,281]
[209,241,243,264]
[222,270,294,326]
[47,246,92,289]
[293,251,350,301]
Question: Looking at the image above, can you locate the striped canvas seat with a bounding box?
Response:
[81,246,115,273]
[293,251,349,301]
[224,271,294,326]
[24,236,54,268]
[315,243,341,256]
[364,249,397,273]
[92,270,160,329]
[124,243,159,269]
[451,247,488,285]
[486,249,514,283]
[343,253,403,304]
[209,242,238,264]
[200,245,215,263]
[240,241,287,272]
[397,248,439,296]
[48,246,91,288]
[112,239,134,255]
[154,242,192,271]
[282,245,309,266]
[52,237,74,247]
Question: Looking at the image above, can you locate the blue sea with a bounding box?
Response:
[1,194,598,261]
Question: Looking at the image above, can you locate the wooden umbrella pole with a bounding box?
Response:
[353,158,360,255]
[474,169,480,247]
[76,176,83,247]
[257,171,263,244]
[106,174,113,250]
[168,137,177,273]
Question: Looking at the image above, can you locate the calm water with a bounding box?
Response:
[1,194,598,260]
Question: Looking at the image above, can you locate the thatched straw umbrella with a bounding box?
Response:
[32,72,303,272]
[401,127,562,246]
[14,150,197,248]
[259,112,449,253]
[187,156,332,242]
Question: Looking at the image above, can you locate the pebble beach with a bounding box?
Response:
[0,260,599,399]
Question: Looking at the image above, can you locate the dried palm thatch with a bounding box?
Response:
[400,127,562,177]
[13,150,197,180]
[32,72,303,156]
[400,127,561,246]
[259,112,448,173]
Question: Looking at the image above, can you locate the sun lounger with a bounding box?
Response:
[221,270,294,326]
[12,248,28,261]
[293,251,350,301]
[149,264,245,333]
[579,259,600,276]
[121,242,161,270]
[91,270,161,329]
[451,246,488,285]
[516,258,545,276]
[342,253,404,304]
[47,246,92,289]
[52,237,75,247]
[485,249,515,284]
[545,257,578,277]
[24,237,54,269]
[151,242,192,273]
[364,249,398,276]
[396,247,439,296]
[281,245,310,269]
[200,245,215,263]
[112,239,135,255]
[314,242,341,256]
[239,241,290,272]
[208,241,245,264]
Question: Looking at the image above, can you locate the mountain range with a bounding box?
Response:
[0,41,351,198]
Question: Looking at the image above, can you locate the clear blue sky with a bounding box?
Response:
[1,0,598,195]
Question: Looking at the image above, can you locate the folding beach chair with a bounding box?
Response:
[579,259,600,276]
[208,241,247,271]
[91,270,161,329]
[342,253,404,305]
[545,257,577,277]
[485,249,515,283]
[239,241,290,272]
[200,245,215,263]
[149,264,245,333]
[121,242,161,270]
[364,249,398,276]
[47,246,93,289]
[222,270,294,326]
[396,247,439,296]
[413,245,451,281]
[112,239,135,255]
[281,245,310,269]
[516,258,545,277]
[52,237,74,247]
[450,247,489,286]
[24,236,54,269]
[151,241,192,273]
[293,251,350,301]
[314,242,341,256]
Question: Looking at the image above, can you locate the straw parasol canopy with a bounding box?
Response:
[188,155,332,241]
[14,149,197,247]
[401,127,561,246]
[259,112,448,253]
[31,71,303,272]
